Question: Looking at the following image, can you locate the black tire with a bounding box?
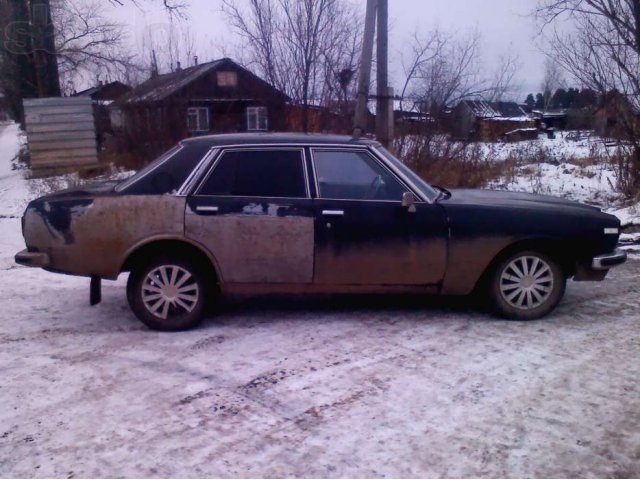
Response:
[489,250,566,320]
[127,256,208,331]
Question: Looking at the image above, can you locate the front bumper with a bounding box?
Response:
[15,249,50,268]
[592,248,627,270]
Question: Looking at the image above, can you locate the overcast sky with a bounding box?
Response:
[106,0,551,101]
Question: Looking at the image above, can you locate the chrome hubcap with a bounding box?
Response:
[142,265,199,320]
[499,256,554,310]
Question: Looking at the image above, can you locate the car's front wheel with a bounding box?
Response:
[489,250,566,320]
[127,257,207,331]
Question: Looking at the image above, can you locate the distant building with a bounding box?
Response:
[451,100,534,141]
[531,109,568,131]
[72,81,132,103]
[394,109,434,135]
[284,102,356,134]
[502,128,539,142]
[73,81,132,143]
[111,58,289,152]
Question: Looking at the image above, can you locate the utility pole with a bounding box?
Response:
[353,0,377,135]
[375,0,392,148]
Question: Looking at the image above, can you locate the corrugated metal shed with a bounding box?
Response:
[23,97,100,175]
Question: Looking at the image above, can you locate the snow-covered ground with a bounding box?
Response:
[1,123,639,477]
[478,130,613,164]
[488,161,620,207]
[397,131,617,165]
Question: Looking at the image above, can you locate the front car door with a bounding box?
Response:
[310,147,448,286]
[185,147,314,284]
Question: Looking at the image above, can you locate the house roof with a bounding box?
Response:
[116,58,287,106]
[73,81,131,101]
[463,100,530,120]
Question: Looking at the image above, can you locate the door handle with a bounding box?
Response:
[322,210,344,217]
[195,206,219,213]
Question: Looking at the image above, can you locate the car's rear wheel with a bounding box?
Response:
[489,250,566,320]
[127,257,207,331]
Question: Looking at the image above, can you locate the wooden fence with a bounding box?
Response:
[23,97,100,176]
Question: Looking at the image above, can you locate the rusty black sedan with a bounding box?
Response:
[15,134,627,330]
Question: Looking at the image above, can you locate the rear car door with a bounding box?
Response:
[310,148,448,285]
[185,147,314,284]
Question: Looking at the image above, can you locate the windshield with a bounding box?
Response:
[374,146,439,202]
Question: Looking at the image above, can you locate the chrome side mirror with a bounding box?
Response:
[402,192,417,213]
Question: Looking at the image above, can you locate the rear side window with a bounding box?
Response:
[117,142,211,195]
[197,149,307,198]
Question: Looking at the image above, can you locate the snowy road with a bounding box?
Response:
[1,215,639,477]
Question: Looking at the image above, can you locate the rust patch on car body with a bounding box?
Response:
[24,196,186,278]
[440,236,515,295]
[185,201,314,283]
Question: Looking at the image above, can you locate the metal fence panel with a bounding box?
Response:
[23,97,99,175]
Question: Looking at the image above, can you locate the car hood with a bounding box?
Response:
[439,188,601,213]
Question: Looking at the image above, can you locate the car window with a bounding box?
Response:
[116,143,211,195]
[313,150,406,201]
[197,149,307,198]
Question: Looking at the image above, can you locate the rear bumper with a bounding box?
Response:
[15,249,50,268]
[592,248,627,270]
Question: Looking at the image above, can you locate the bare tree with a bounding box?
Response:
[536,0,640,195]
[397,31,445,114]
[485,48,523,102]
[107,0,188,18]
[140,18,197,75]
[400,29,491,122]
[395,28,523,178]
[51,0,140,94]
[222,0,362,131]
[539,56,564,110]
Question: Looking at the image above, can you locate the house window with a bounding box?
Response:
[187,107,209,132]
[247,106,268,131]
[217,71,237,87]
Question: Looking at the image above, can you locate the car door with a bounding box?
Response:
[311,147,448,285]
[185,147,314,284]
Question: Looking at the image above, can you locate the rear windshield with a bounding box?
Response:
[116,143,211,195]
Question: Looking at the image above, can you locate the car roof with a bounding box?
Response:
[180,132,380,148]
